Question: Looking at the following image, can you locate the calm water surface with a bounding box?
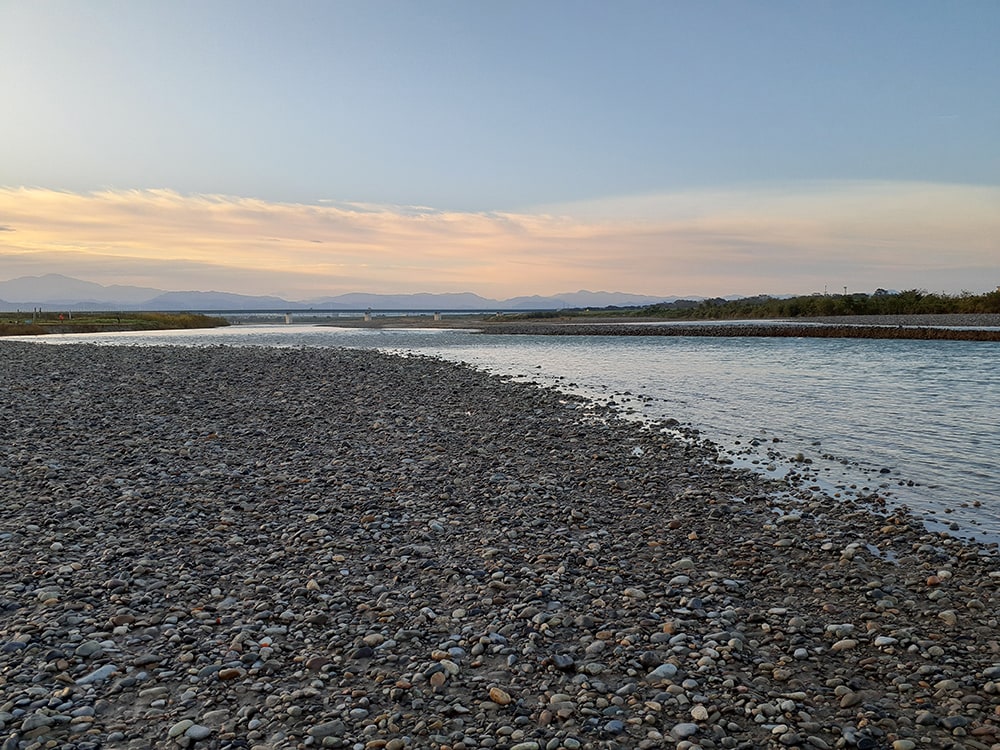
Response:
[19,325,1000,544]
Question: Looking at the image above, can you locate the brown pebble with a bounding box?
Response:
[489,687,512,705]
[305,656,330,671]
[840,691,864,708]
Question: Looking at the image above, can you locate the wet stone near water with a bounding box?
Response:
[0,341,998,750]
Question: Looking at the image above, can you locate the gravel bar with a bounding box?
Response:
[476,323,1000,342]
[796,315,1000,329]
[1,342,998,750]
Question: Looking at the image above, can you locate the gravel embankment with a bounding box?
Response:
[474,316,1000,341]
[797,315,1000,328]
[1,342,998,750]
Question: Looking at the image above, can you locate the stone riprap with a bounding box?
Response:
[0,342,998,750]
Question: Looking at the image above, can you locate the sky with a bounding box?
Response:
[1,1,998,300]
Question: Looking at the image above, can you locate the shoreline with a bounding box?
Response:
[1,342,998,749]
[322,314,1000,342]
[0,314,229,338]
[476,323,1000,342]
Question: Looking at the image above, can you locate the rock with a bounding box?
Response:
[169,720,194,738]
[201,710,229,727]
[488,687,512,705]
[74,640,104,658]
[672,723,699,739]
[646,663,678,681]
[831,638,858,652]
[840,691,865,708]
[308,720,346,739]
[75,664,118,684]
[552,654,575,671]
[184,724,212,740]
[603,719,625,734]
[20,713,54,731]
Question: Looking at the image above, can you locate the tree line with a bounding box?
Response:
[635,288,1000,319]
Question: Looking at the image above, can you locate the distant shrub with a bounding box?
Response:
[0,322,45,336]
[131,312,230,329]
[634,288,1000,320]
[0,312,228,336]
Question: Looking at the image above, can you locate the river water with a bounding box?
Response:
[17,324,1000,545]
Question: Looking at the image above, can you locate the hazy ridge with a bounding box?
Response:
[0,273,690,311]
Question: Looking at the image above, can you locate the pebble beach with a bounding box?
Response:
[1,342,998,750]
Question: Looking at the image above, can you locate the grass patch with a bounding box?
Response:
[0,322,46,336]
[0,312,229,336]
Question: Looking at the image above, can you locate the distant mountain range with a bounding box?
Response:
[0,274,696,311]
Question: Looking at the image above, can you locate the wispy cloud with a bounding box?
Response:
[1,182,997,298]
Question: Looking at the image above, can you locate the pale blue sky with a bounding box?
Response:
[1,1,998,297]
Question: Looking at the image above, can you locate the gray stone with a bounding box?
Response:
[74,640,104,658]
[76,664,118,685]
[184,724,213,740]
[20,713,54,731]
[646,663,678,681]
[308,720,346,739]
[169,720,194,738]
[671,723,699,739]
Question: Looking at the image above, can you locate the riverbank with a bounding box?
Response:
[0,312,229,337]
[477,323,1000,342]
[796,314,1000,328]
[323,314,1000,342]
[473,314,1000,342]
[1,342,997,750]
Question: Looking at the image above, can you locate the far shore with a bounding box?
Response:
[321,312,1000,342]
[0,311,228,337]
[4,311,1000,341]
